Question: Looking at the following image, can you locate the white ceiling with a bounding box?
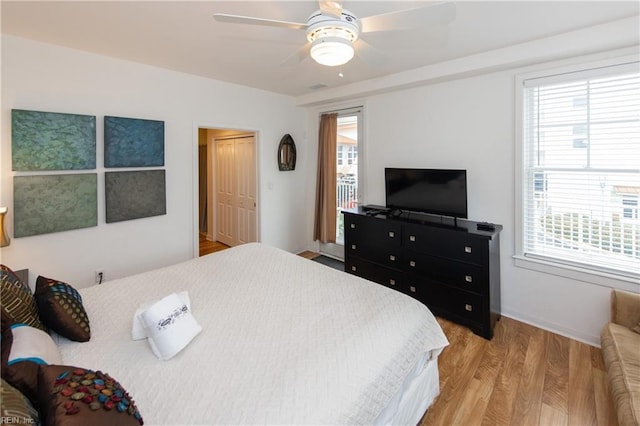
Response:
[2,1,639,97]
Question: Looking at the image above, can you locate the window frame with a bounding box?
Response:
[514,54,640,292]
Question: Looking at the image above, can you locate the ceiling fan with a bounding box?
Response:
[213,1,456,67]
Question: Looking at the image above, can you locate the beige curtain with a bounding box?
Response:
[313,113,338,243]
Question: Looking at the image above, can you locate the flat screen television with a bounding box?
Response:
[385,168,468,218]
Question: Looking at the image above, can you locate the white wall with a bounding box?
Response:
[300,19,639,346]
[1,35,308,288]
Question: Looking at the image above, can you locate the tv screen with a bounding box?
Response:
[385,168,468,218]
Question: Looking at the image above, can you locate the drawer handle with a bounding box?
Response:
[351,244,356,250]
[389,255,396,261]
[464,246,472,253]
[410,286,417,293]
[351,266,357,272]
[465,275,473,283]
[388,231,395,238]
[409,235,416,242]
[409,260,416,267]
[389,279,396,286]
[350,223,356,229]
[465,304,473,312]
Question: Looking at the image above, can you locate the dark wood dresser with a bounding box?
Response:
[343,206,502,339]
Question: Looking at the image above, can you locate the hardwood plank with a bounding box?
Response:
[568,339,598,426]
[482,319,529,426]
[542,332,570,414]
[540,403,568,426]
[511,326,546,425]
[593,367,618,426]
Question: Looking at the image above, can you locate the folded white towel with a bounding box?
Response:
[140,292,202,361]
[132,291,190,340]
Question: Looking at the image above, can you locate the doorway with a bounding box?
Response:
[319,109,362,260]
[197,127,258,256]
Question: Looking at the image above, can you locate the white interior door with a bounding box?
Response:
[215,135,257,247]
[216,138,235,246]
[235,136,257,244]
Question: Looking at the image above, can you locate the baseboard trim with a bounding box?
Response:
[500,309,600,348]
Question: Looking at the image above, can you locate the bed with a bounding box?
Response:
[3,243,448,425]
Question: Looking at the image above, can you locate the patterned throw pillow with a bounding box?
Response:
[35,276,90,342]
[38,365,143,426]
[1,378,40,425]
[0,265,46,332]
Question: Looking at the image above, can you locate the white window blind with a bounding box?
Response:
[522,62,640,279]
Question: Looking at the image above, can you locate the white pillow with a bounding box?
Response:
[8,324,62,366]
[140,293,201,361]
[132,291,191,340]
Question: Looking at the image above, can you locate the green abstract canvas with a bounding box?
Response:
[13,174,97,237]
[12,109,96,171]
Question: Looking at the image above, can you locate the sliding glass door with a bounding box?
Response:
[320,108,362,260]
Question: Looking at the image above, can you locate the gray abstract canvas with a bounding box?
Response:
[13,174,97,237]
[105,170,166,223]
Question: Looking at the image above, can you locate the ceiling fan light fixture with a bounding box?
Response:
[310,36,354,66]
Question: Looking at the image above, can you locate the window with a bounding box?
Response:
[519,59,640,280]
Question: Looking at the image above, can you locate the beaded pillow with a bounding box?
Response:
[0,265,46,332]
[35,276,90,342]
[38,364,143,426]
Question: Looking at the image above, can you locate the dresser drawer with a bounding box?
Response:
[403,223,487,265]
[404,252,487,294]
[411,277,484,323]
[345,214,402,248]
[347,243,402,269]
[345,257,403,290]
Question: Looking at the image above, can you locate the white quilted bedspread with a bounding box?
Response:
[57,243,448,425]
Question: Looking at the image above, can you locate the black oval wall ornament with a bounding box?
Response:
[277,134,296,171]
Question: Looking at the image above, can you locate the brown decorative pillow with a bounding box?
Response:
[38,365,143,426]
[0,265,46,332]
[1,378,40,424]
[35,276,90,342]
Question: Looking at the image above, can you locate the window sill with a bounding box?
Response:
[513,255,639,293]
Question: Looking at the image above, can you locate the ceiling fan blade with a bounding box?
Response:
[281,43,311,66]
[354,39,386,68]
[213,13,307,30]
[319,0,343,18]
[360,1,456,33]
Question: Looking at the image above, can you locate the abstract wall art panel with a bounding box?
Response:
[11,109,96,171]
[104,116,165,167]
[105,170,166,223]
[13,174,97,237]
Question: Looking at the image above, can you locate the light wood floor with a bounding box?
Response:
[199,234,230,256]
[204,244,617,425]
[421,316,616,426]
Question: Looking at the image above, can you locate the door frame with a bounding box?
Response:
[192,122,261,258]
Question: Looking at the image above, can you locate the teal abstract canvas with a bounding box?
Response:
[105,170,166,223]
[11,109,96,171]
[13,174,97,237]
[104,116,164,167]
